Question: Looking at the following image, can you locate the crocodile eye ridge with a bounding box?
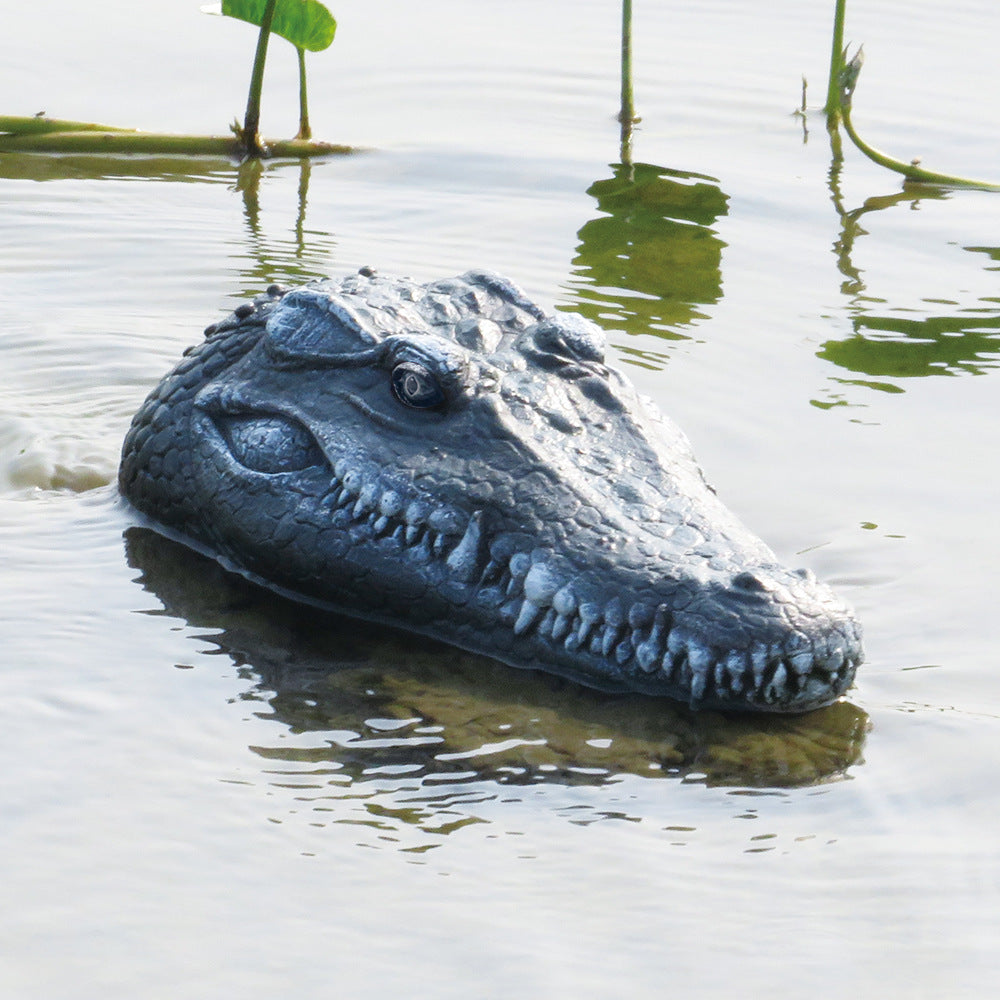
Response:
[390,361,445,409]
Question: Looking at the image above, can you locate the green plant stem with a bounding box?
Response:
[0,114,131,136]
[618,0,637,166]
[296,46,311,140]
[0,116,354,157]
[824,0,847,124]
[619,0,634,125]
[242,0,278,156]
[839,52,1000,191]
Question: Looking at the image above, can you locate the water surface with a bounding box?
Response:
[2,1,1000,996]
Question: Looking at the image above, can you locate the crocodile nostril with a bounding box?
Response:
[732,571,767,592]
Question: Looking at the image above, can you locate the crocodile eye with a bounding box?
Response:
[390,362,445,409]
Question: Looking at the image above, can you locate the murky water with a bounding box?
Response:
[3,1,1000,996]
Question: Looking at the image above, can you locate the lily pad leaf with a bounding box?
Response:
[214,0,337,53]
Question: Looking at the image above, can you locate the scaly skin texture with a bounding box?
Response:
[119,269,863,712]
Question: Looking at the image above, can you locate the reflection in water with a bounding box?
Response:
[566,162,729,357]
[230,158,338,298]
[0,151,239,184]
[0,150,340,303]
[820,144,1000,401]
[126,527,868,840]
[819,310,1000,387]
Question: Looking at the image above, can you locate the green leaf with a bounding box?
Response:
[219,0,337,52]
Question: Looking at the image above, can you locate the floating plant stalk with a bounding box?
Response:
[838,48,1000,191]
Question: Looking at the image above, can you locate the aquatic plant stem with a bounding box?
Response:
[824,0,847,125]
[0,115,354,157]
[839,49,1000,191]
[619,0,635,125]
[618,0,637,166]
[241,0,278,156]
[296,46,311,140]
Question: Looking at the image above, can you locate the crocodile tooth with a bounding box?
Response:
[750,643,769,687]
[614,638,634,665]
[508,552,531,583]
[551,612,572,642]
[523,562,561,607]
[725,650,747,695]
[672,650,690,687]
[553,585,577,617]
[391,524,405,544]
[538,608,556,639]
[765,662,788,703]
[789,648,814,678]
[637,611,676,669]
[446,511,487,583]
[659,650,677,681]
[690,665,708,703]
[480,559,503,586]
[712,660,729,695]
[628,602,655,630]
[635,636,660,672]
[341,468,362,496]
[419,531,436,559]
[604,597,626,627]
[433,531,450,557]
[575,603,600,646]
[514,599,542,636]
[404,501,428,525]
[405,524,422,546]
[601,624,622,657]
[428,507,463,536]
[687,646,713,702]
[373,515,390,536]
[378,490,404,518]
[667,628,686,658]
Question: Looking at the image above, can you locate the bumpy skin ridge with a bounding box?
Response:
[119,269,863,712]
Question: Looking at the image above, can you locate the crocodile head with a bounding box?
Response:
[119,269,863,713]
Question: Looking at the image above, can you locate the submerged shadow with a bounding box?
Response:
[125,527,869,793]
[565,162,729,362]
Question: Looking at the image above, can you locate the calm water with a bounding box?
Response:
[3,1,1000,996]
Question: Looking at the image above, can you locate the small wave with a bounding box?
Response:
[1,423,116,493]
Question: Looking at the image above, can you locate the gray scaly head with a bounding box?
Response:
[119,268,863,712]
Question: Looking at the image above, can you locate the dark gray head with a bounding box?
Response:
[120,269,862,712]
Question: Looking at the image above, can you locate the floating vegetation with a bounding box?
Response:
[1,0,346,160]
